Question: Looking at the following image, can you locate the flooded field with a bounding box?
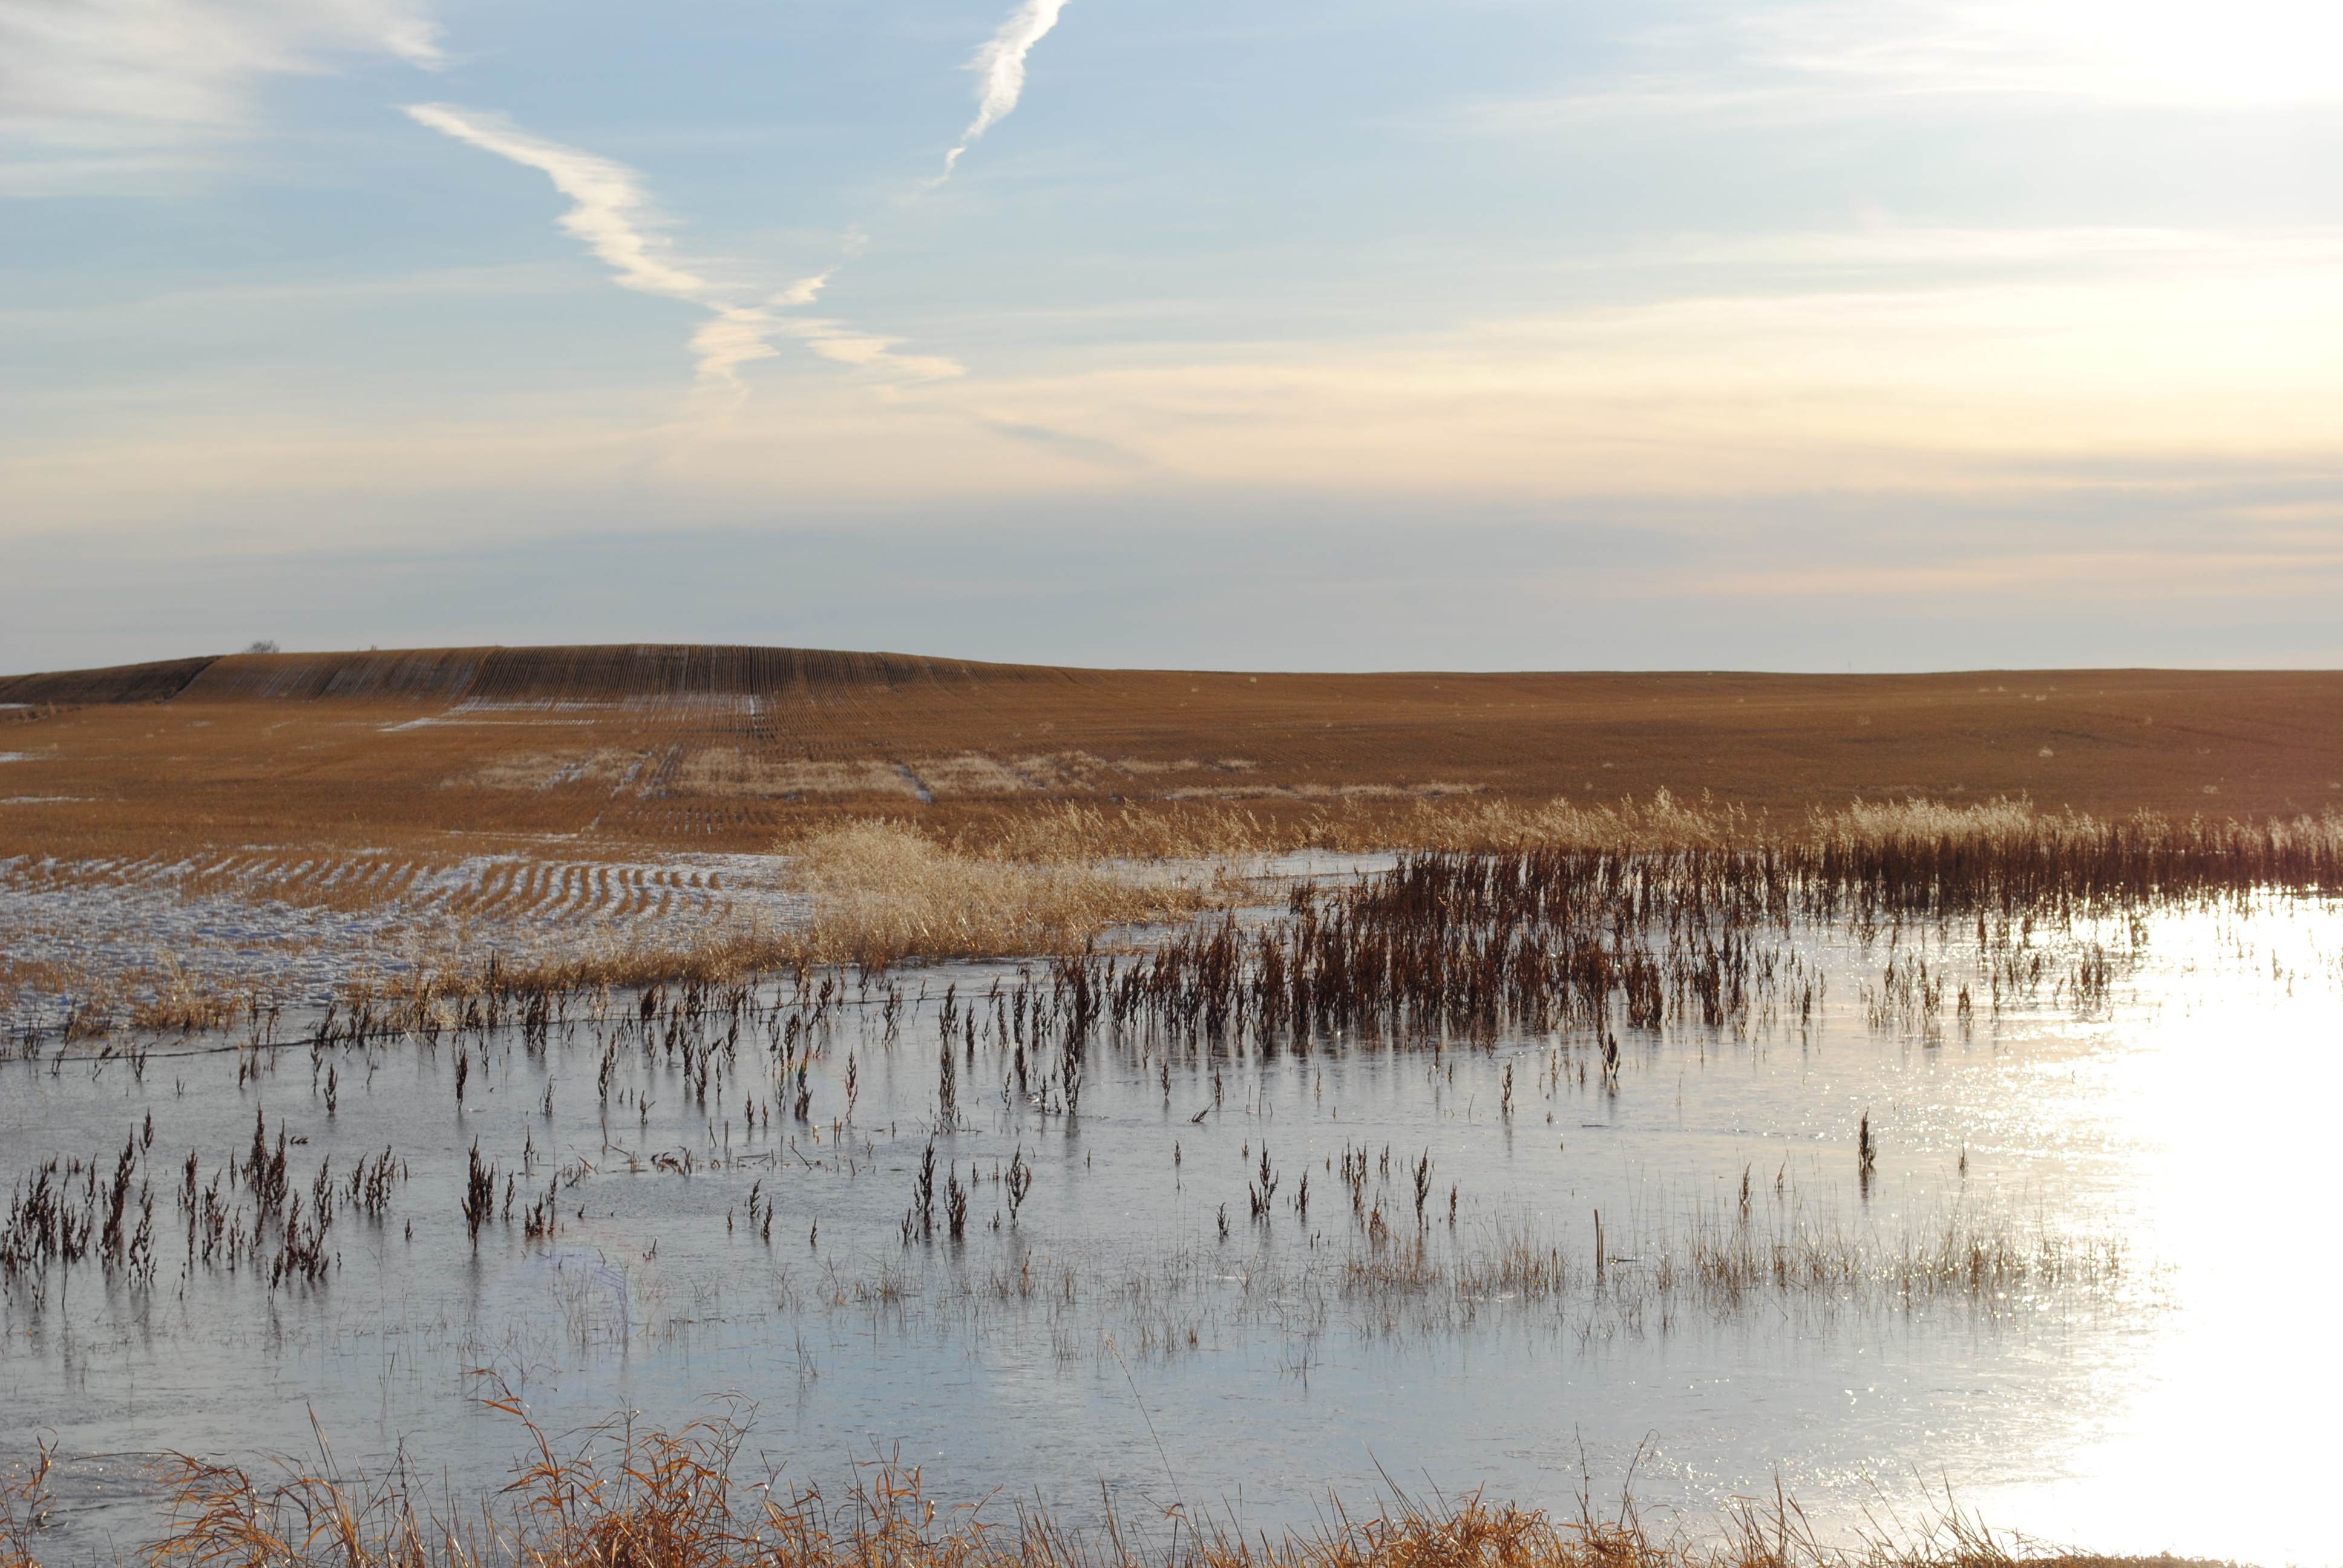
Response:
[4,855,2339,1566]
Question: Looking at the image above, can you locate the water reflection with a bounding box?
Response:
[2,897,2337,1564]
[1968,903,2343,1565]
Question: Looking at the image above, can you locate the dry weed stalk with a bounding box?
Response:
[1,1436,56,1568]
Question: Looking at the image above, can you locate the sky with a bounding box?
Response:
[3,0,2340,673]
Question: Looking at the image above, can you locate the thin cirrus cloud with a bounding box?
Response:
[404,105,962,393]
[0,0,442,142]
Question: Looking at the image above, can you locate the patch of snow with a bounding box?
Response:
[0,850,811,1036]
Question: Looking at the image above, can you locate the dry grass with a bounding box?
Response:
[329,820,1229,1005]
[8,792,2338,1041]
[973,803,1291,863]
[783,795,2284,974]
[0,1388,2240,1568]
[861,790,2343,865]
[779,820,1219,967]
[813,788,2343,876]
[297,818,1218,1016]
[124,958,241,1033]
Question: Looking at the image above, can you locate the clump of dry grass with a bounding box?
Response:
[329,818,1225,1008]
[1815,797,2046,850]
[1332,791,2343,866]
[977,802,1289,863]
[988,792,2343,900]
[0,1388,2236,1568]
[782,820,1219,967]
[125,958,241,1034]
[0,955,138,1044]
[944,794,1765,860]
[339,923,796,1019]
[1364,791,1763,854]
[2,942,303,1045]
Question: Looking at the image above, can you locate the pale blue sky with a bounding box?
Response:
[4,0,2339,671]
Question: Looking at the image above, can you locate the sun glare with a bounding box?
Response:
[1783,0,2343,105]
[1980,0,2343,103]
[1974,899,2343,1563]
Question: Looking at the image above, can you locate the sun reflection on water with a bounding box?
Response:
[1973,898,2343,1563]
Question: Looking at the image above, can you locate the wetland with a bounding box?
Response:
[7,823,2340,1566]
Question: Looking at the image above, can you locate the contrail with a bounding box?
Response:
[687,269,961,389]
[398,6,1075,396]
[405,104,709,303]
[940,0,1072,178]
[407,108,956,393]
[770,318,964,382]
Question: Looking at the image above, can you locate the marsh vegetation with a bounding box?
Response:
[4,786,2335,1561]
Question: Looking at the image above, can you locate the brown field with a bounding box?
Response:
[1,645,2336,868]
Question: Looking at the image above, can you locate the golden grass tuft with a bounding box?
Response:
[974,802,1288,863]
[781,820,1219,967]
[123,958,243,1034]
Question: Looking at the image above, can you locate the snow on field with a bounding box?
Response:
[0,851,811,1036]
[1,844,1387,1039]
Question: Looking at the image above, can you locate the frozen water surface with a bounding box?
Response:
[2,890,2338,1566]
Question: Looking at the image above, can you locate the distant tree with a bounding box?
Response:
[243,639,281,654]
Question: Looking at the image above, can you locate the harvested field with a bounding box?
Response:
[2,645,2336,1035]
[0,648,2335,870]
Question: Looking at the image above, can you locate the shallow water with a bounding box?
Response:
[4,893,2339,1566]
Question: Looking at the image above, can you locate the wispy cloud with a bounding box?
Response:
[1,0,442,144]
[1463,0,2343,130]
[689,243,960,389]
[404,104,708,302]
[406,106,958,394]
[939,0,1070,179]
[772,318,965,383]
[1742,0,2343,108]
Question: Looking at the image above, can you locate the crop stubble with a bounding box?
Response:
[1,646,2335,864]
